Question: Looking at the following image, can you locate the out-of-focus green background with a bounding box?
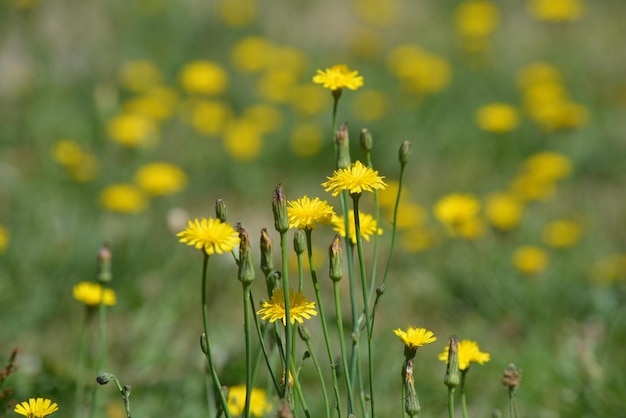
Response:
[1,0,625,416]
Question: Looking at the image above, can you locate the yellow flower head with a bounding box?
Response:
[434,194,480,226]
[73,282,117,307]
[257,289,317,325]
[523,151,573,182]
[485,192,524,231]
[475,103,520,133]
[179,60,228,95]
[287,196,335,230]
[106,113,159,148]
[227,386,271,417]
[542,220,581,248]
[14,398,59,418]
[119,60,162,93]
[394,326,436,357]
[177,218,240,256]
[322,161,387,197]
[528,0,585,22]
[99,184,148,214]
[438,339,491,370]
[513,245,549,275]
[313,64,364,91]
[332,211,383,245]
[134,162,188,196]
[454,0,500,38]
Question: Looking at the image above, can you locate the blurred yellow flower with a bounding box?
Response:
[177,218,240,255]
[290,84,329,115]
[455,0,500,51]
[290,124,323,157]
[123,86,179,121]
[485,192,524,230]
[434,194,480,226]
[67,153,100,183]
[353,0,399,27]
[119,60,162,93]
[313,64,364,91]
[475,103,520,133]
[523,151,573,182]
[106,113,159,148]
[387,45,452,95]
[456,216,486,240]
[349,27,385,59]
[528,0,585,22]
[509,173,556,202]
[517,62,563,89]
[14,398,58,418]
[227,386,271,417]
[257,289,317,325]
[513,246,549,275]
[394,326,436,354]
[243,104,283,134]
[438,339,490,370]
[0,225,9,254]
[352,90,390,122]
[266,46,308,75]
[378,180,411,209]
[51,140,83,166]
[51,140,100,182]
[73,282,117,306]
[218,0,256,27]
[257,70,298,103]
[542,220,581,248]
[230,36,273,73]
[400,227,438,253]
[390,202,428,230]
[288,196,335,230]
[222,119,263,162]
[186,99,232,136]
[99,184,148,214]
[134,162,187,196]
[589,254,626,284]
[179,60,228,95]
[322,160,387,197]
[332,211,382,245]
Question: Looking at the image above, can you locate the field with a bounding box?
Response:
[1,0,625,417]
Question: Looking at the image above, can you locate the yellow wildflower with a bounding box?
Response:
[257,289,317,325]
[177,218,240,256]
[523,151,573,182]
[455,1,500,38]
[222,119,263,162]
[542,220,581,248]
[179,60,228,95]
[119,60,162,93]
[485,192,524,231]
[394,326,437,357]
[134,162,188,196]
[528,0,585,22]
[387,45,452,95]
[513,246,549,275]
[186,99,232,136]
[99,184,148,214]
[106,113,159,148]
[14,398,59,418]
[322,161,387,197]
[332,211,383,245]
[287,196,335,230]
[230,36,273,73]
[227,386,271,417]
[313,64,364,91]
[51,140,83,167]
[438,339,490,370]
[217,0,256,27]
[434,194,480,226]
[243,104,283,134]
[73,282,117,307]
[257,69,298,103]
[475,103,520,133]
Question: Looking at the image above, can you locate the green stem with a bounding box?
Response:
[364,152,380,302]
[289,359,311,418]
[89,289,107,418]
[279,231,293,400]
[302,332,330,418]
[460,370,469,418]
[508,389,518,418]
[381,161,406,288]
[341,190,358,399]
[243,284,253,418]
[333,280,353,413]
[401,376,407,418]
[304,230,344,418]
[201,253,232,418]
[74,311,91,418]
[250,294,281,394]
[448,388,456,418]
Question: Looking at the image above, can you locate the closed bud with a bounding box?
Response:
[444,335,461,389]
[237,224,255,284]
[272,184,289,233]
[97,244,112,283]
[376,285,385,296]
[399,140,412,166]
[215,199,227,223]
[265,271,281,298]
[336,122,351,169]
[96,372,114,385]
[502,363,521,393]
[297,324,311,341]
[329,235,343,282]
[260,228,274,276]
[293,229,306,255]
[360,128,373,152]
[403,359,420,416]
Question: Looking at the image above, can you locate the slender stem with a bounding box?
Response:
[448,388,456,418]
[304,230,344,418]
[107,375,132,418]
[201,253,232,418]
[89,289,107,418]
[341,190,358,399]
[289,359,311,418]
[381,162,406,288]
[302,333,330,418]
[401,376,407,418]
[460,370,469,418]
[74,311,91,418]
[333,280,353,413]
[250,294,281,394]
[508,389,518,418]
[364,152,380,302]
[279,231,293,400]
[243,284,253,418]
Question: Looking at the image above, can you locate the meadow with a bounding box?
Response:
[1,0,625,417]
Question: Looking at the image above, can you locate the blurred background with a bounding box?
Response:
[1,0,625,416]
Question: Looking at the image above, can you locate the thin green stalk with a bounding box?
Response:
[508,390,518,418]
[279,231,293,400]
[289,359,311,418]
[302,332,330,418]
[448,388,456,418]
[243,284,253,418]
[352,194,375,418]
[250,294,281,394]
[89,290,107,418]
[332,280,353,413]
[380,160,407,288]
[401,378,407,418]
[304,230,344,418]
[74,311,91,418]
[201,254,232,418]
[364,152,381,301]
[460,370,469,418]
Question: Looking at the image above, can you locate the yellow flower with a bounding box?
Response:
[322,161,387,197]
[290,84,329,115]
[134,162,188,196]
[475,103,520,133]
[523,151,573,182]
[287,196,335,230]
[290,124,323,158]
[257,289,317,325]
[400,227,438,253]
[179,60,228,95]
[454,1,500,38]
[123,86,179,121]
[528,0,585,22]
[222,119,263,162]
[387,45,452,94]
[14,398,59,418]
[509,173,555,202]
[106,113,159,148]
[313,64,364,91]
[73,282,117,307]
[434,194,480,226]
[51,140,83,167]
[177,218,240,256]
[230,36,273,73]
[217,0,256,27]
[257,70,298,103]
[242,104,283,134]
[517,62,563,89]
[227,386,271,417]
[394,326,437,354]
[352,90,390,122]
[485,192,524,231]
[0,225,9,253]
[438,339,490,370]
[389,202,428,230]
[542,220,581,248]
[513,246,549,275]
[186,99,233,136]
[99,184,148,214]
[119,60,162,93]
[332,211,383,245]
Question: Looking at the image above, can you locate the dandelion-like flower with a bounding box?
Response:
[438,339,491,370]
[322,161,387,197]
[512,245,549,275]
[14,398,59,418]
[227,385,271,417]
[177,218,240,255]
[287,195,335,230]
[395,326,436,359]
[313,64,364,91]
[257,289,317,325]
[73,282,117,307]
[332,211,382,244]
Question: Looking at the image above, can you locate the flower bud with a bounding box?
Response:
[360,128,373,152]
[293,229,306,255]
[265,271,281,298]
[444,335,460,389]
[329,235,343,282]
[399,140,412,166]
[272,184,289,233]
[237,224,255,285]
[376,285,385,296]
[260,228,274,276]
[336,122,351,169]
[403,359,420,416]
[297,324,311,341]
[502,363,521,393]
[97,244,112,283]
[96,372,114,385]
[215,199,227,223]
